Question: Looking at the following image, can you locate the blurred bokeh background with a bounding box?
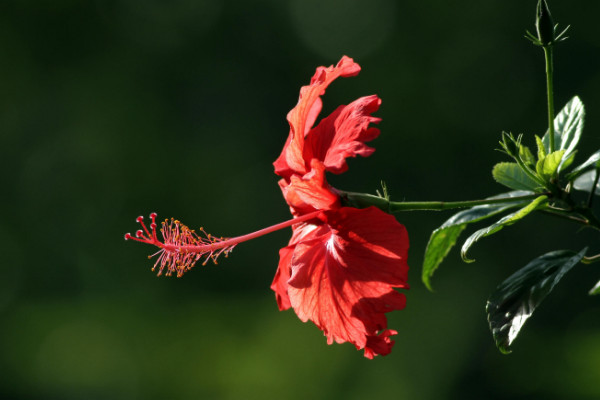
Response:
[3,0,600,398]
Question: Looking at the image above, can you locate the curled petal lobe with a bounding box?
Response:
[279,159,340,214]
[273,56,362,178]
[364,329,397,359]
[271,245,294,311]
[304,95,382,174]
[285,206,409,358]
[271,222,321,311]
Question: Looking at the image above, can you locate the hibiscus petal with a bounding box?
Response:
[271,222,322,311]
[304,95,382,174]
[271,245,294,311]
[279,159,340,214]
[285,207,409,358]
[273,56,361,178]
[364,329,397,359]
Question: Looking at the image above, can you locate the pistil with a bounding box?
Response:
[125,210,323,277]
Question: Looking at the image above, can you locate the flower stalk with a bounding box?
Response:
[526,0,570,154]
[544,44,556,153]
[340,191,546,212]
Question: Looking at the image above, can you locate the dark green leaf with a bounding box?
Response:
[566,149,600,181]
[422,191,534,290]
[422,225,465,291]
[486,248,587,354]
[573,170,600,195]
[561,150,577,171]
[492,162,541,191]
[461,195,548,262]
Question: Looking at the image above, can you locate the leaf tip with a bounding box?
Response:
[588,280,600,296]
[423,279,435,292]
[460,251,476,263]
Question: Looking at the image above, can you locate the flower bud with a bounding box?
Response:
[500,132,520,159]
[535,0,555,45]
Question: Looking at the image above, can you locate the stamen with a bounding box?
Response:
[125,210,323,277]
[125,213,236,277]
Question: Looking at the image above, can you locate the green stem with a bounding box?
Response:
[544,45,556,153]
[389,194,544,212]
[575,207,600,231]
[340,191,544,212]
[540,209,593,227]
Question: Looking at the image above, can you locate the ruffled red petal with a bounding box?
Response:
[271,222,323,311]
[278,159,340,214]
[271,245,294,311]
[304,95,381,175]
[364,329,397,359]
[284,206,409,358]
[273,56,361,178]
[272,56,408,358]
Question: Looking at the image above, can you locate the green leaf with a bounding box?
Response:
[589,280,600,295]
[461,195,548,262]
[566,149,600,181]
[535,150,565,181]
[422,225,465,291]
[561,150,576,171]
[492,162,541,191]
[422,191,534,290]
[499,131,520,158]
[542,96,585,171]
[541,131,561,155]
[535,135,546,160]
[519,145,535,167]
[486,248,587,354]
[555,96,585,161]
[573,169,600,195]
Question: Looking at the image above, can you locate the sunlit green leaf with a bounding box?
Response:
[492,162,541,191]
[486,248,587,354]
[535,150,565,181]
[535,135,546,160]
[542,96,585,171]
[556,96,585,159]
[461,195,548,262]
[422,191,534,290]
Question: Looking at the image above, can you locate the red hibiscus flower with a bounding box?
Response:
[125,56,409,358]
[271,56,410,358]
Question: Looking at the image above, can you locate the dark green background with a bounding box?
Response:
[3,1,600,398]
